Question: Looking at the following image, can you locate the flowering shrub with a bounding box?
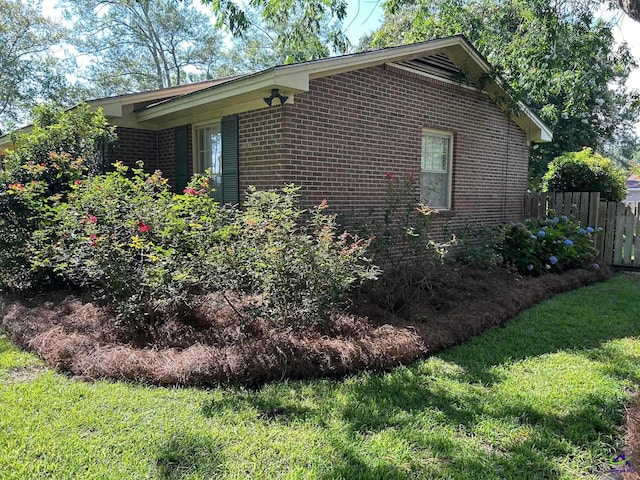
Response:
[42,163,231,325]
[0,105,114,291]
[229,185,379,324]
[499,215,599,274]
[41,166,376,327]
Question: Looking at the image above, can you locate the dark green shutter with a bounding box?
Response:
[221,115,239,204]
[174,125,189,194]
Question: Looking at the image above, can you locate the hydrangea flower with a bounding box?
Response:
[564,239,573,246]
[537,230,546,237]
[527,264,535,271]
[586,226,595,233]
[552,217,559,223]
[591,263,600,271]
[530,234,537,240]
[579,228,586,234]
[561,215,568,221]
[549,255,558,265]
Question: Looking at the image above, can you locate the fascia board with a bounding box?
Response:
[136,71,309,123]
[517,102,553,142]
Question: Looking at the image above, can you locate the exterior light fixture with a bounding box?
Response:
[263,88,289,107]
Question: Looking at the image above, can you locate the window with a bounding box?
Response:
[421,130,452,209]
[195,123,222,200]
[190,116,239,204]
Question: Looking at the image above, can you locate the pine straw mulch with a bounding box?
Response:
[0,265,613,388]
[626,395,640,479]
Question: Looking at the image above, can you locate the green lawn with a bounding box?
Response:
[1,274,639,480]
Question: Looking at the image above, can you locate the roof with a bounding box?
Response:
[0,35,552,153]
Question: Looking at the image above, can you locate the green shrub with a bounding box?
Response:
[542,148,627,201]
[42,163,231,326]
[498,215,599,275]
[454,223,503,268]
[230,185,379,324]
[43,168,376,328]
[0,104,115,291]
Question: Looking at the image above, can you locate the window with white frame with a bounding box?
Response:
[420,130,452,209]
[195,123,222,199]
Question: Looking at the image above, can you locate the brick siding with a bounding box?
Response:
[238,108,285,193]
[234,64,528,236]
[113,127,156,170]
[114,126,191,186]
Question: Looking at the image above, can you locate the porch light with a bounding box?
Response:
[263,88,288,107]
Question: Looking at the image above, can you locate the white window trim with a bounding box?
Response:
[421,128,453,210]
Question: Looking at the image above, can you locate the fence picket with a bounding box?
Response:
[596,201,607,259]
[633,203,640,267]
[622,207,634,266]
[614,203,627,265]
[588,193,599,229]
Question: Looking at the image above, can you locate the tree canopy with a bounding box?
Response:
[203,0,350,63]
[0,0,81,132]
[61,0,228,95]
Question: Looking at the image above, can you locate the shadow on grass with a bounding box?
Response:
[155,432,226,480]
[199,275,639,479]
[436,275,640,385]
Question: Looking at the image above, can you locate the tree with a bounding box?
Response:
[542,148,627,201]
[62,0,228,95]
[367,0,640,186]
[0,0,76,132]
[615,0,640,21]
[203,0,350,63]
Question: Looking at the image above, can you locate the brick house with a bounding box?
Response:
[0,35,551,231]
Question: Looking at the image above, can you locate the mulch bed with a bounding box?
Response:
[626,396,640,479]
[0,265,612,387]
[3,264,639,477]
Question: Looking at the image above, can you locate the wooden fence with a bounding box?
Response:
[524,191,640,267]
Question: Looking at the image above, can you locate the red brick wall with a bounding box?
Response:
[113,127,157,170]
[277,65,529,234]
[156,127,175,184]
[115,126,192,185]
[238,108,285,195]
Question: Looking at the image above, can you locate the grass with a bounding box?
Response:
[1,273,639,480]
